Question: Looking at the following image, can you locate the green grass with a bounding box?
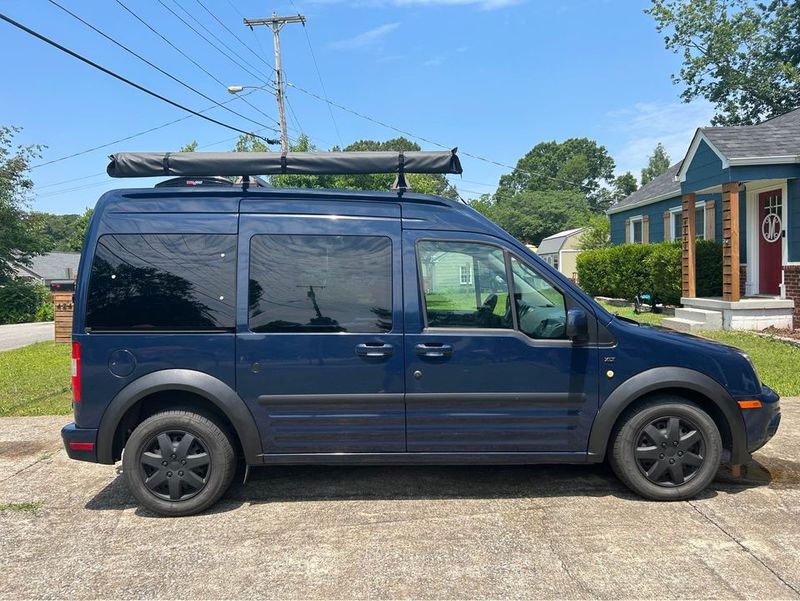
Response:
[596,300,669,327]
[0,501,43,513]
[0,342,72,417]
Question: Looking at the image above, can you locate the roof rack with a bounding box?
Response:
[107,150,462,181]
[154,175,269,188]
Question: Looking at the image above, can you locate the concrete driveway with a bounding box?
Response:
[1,403,799,599]
[0,322,53,352]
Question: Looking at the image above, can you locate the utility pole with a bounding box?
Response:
[243,12,305,154]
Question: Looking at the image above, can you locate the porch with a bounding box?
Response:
[663,175,798,332]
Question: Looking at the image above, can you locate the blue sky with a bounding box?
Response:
[1,0,714,215]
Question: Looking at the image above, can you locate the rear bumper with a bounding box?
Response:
[741,385,781,454]
[61,422,99,463]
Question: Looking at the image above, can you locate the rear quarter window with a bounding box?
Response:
[85,234,236,331]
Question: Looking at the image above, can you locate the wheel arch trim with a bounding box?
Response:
[96,369,262,465]
[587,367,749,464]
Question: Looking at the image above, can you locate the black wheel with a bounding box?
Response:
[610,398,722,500]
[122,410,236,516]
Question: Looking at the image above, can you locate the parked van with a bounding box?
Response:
[62,151,781,516]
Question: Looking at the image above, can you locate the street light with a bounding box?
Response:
[227,85,281,146]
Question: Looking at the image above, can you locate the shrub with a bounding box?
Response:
[0,279,41,324]
[576,240,723,305]
[35,302,54,322]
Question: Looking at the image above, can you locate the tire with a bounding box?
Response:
[122,410,237,516]
[609,397,722,501]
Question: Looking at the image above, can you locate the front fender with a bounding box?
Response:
[96,369,262,464]
[587,366,749,465]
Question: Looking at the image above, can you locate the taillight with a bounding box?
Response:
[71,341,81,403]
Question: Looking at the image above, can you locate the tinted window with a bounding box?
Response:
[249,235,392,333]
[418,240,512,329]
[511,256,567,339]
[86,234,236,330]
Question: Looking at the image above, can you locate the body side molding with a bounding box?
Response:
[586,366,749,464]
[96,369,262,464]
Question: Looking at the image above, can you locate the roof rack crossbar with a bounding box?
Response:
[107,150,462,178]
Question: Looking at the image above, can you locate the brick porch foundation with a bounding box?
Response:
[784,265,800,327]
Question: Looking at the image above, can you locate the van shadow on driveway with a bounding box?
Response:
[84,460,777,517]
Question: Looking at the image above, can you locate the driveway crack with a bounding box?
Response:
[688,500,800,597]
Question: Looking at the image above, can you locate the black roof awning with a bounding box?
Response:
[107,150,462,178]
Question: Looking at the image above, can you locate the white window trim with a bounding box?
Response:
[459,264,472,286]
[629,215,644,244]
[668,202,707,241]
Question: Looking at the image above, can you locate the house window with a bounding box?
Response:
[459,264,472,285]
[670,208,682,241]
[630,217,643,244]
[669,202,706,241]
[696,203,706,240]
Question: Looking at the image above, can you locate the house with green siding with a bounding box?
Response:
[607,107,800,331]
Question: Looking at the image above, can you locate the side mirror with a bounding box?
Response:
[566,308,588,341]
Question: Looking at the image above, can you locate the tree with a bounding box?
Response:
[640,143,671,186]
[180,140,198,152]
[471,190,592,245]
[578,214,611,251]
[66,208,93,252]
[648,0,800,125]
[614,172,639,199]
[495,138,615,212]
[0,126,48,283]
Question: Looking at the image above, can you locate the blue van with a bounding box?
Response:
[62,151,781,516]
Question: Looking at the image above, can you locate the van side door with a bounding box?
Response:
[237,200,405,455]
[403,230,599,457]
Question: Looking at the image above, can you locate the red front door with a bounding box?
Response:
[758,190,783,295]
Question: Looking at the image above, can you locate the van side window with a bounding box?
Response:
[86,234,236,331]
[510,256,567,339]
[418,241,512,329]
[249,235,392,333]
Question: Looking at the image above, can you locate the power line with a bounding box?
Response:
[47,0,278,133]
[287,0,343,147]
[159,0,265,83]
[285,81,586,190]
[31,90,260,170]
[192,0,274,73]
[112,0,280,129]
[0,12,269,142]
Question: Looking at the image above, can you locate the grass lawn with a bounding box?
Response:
[0,342,72,417]
[597,300,800,397]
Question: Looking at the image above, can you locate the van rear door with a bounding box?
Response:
[237,200,405,455]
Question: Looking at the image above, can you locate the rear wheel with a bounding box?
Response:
[610,398,722,500]
[122,410,236,516]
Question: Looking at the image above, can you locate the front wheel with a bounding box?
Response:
[610,398,722,500]
[122,410,237,516]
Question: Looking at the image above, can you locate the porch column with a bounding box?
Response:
[682,193,696,298]
[722,182,741,302]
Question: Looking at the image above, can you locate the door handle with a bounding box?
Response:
[415,343,453,358]
[355,342,394,358]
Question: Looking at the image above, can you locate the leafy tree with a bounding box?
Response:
[180,140,198,152]
[640,143,671,185]
[233,134,270,153]
[578,214,611,251]
[648,0,800,125]
[614,172,639,198]
[0,126,48,283]
[471,190,592,245]
[66,208,93,252]
[495,138,615,212]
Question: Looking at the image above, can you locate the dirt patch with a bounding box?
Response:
[0,440,50,458]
